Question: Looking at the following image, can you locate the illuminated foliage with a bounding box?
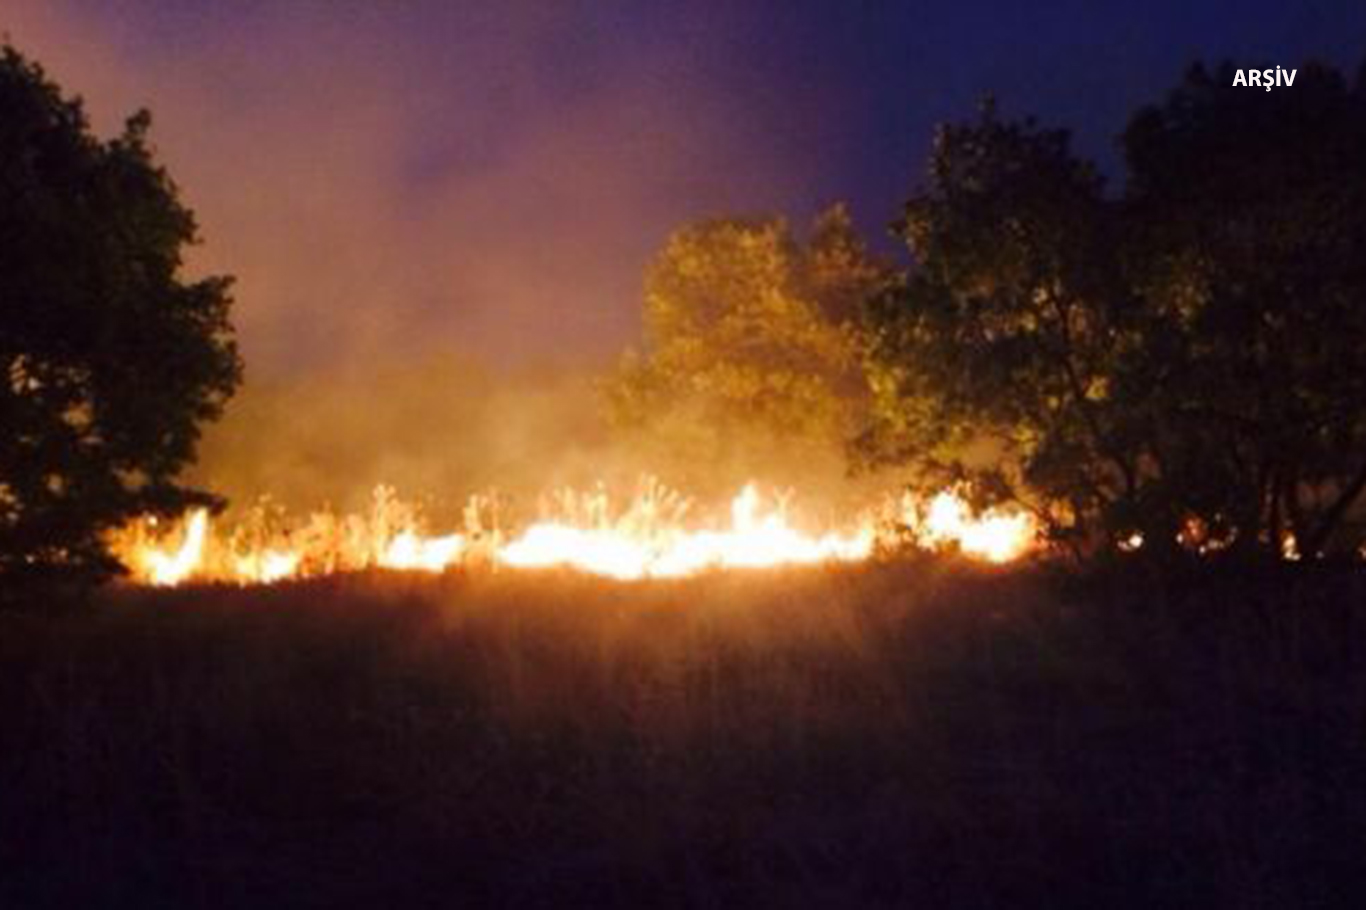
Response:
[606,205,887,495]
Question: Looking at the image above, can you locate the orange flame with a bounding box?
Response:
[912,491,1036,564]
[111,482,1037,586]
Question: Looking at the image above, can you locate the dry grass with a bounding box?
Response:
[1,559,1364,908]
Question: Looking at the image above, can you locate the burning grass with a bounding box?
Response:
[108,481,1036,586]
[2,561,1365,907]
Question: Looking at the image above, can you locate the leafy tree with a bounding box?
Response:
[0,46,241,587]
[606,205,887,497]
[861,103,1150,556]
[1122,62,1366,558]
[865,64,1366,561]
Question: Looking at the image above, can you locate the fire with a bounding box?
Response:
[234,548,302,585]
[140,508,209,586]
[380,531,466,572]
[914,491,1036,564]
[501,485,876,580]
[111,482,1037,587]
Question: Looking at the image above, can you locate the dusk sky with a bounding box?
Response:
[6,1,1364,374]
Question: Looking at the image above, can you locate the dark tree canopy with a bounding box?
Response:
[0,45,241,586]
[864,63,1366,561]
[1122,61,1366,559]
[860,102,1142,548]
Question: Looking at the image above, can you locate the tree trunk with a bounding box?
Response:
[1303,458,1366,558]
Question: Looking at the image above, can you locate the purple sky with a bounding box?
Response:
[6,1,1363,375]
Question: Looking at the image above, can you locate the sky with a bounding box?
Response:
[5,0,1365,376]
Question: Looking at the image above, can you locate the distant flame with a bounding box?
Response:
[913,491,1035,564]
[233,548,302,585]
[501,484,875,580]
[111,482,1038,586]
[141,508,208,586]
[380,531,466,572]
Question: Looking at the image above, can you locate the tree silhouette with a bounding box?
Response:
[1123,61,1366,558]
[864,62,1366,560]
[0,45,241,588]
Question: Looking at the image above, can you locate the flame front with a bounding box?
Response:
[141,509,209,586]
[111,482,1037,586]
[380,531,466,572]
[500,485,877,580]
[915,491,1036,564]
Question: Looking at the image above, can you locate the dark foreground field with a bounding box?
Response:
[2,560,1364,909]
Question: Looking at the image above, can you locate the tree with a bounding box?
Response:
[0,45,241,587]
[1122,62,1366,558]
[864,63,1366,561]
[605,205,887,498]
[861,103,1151,556]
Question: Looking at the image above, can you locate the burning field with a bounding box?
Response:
[51,472,1362,906]
[109,481,1037,587]
[5,10,1366,906]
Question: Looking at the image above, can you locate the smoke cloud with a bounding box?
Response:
[4,1,852,507]
[5,1,817,372]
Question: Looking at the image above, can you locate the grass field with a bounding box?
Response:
[2,560,1364,908]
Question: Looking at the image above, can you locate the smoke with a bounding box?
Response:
[3,1,852,507]
[186,351,883,526]
[5,1,817,371]
[187,355,600,515]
